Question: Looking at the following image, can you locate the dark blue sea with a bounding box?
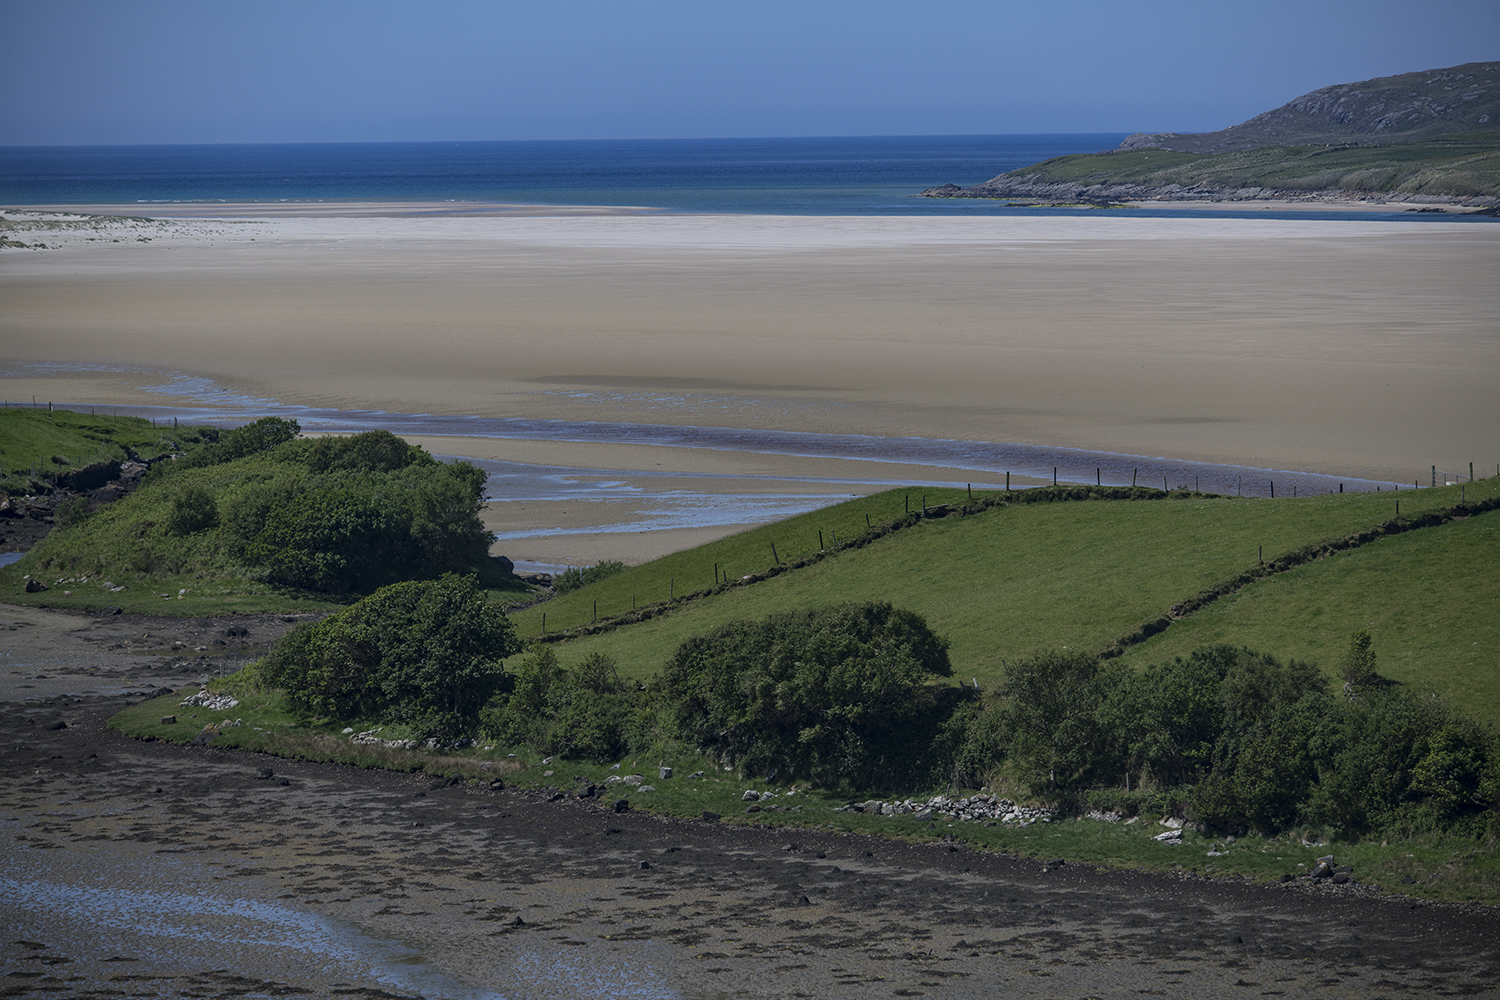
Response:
[0,135,1122,214]
[2,134,1481,221]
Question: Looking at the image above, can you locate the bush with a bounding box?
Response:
[165,484,220,535]
[998,650,1130,795]
[1342,629,1378,688]
[168,416,302,473]
[257,573,520,735]
[307,430,426,474]
[480,647,639,762]
[554,560,627,593]
[238,460,493,592]
[657,602,952,787]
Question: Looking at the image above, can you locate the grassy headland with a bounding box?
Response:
[924,131,1500,203]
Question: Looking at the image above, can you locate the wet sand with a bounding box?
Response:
[3,208,1496,490]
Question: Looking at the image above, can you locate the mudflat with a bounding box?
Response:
[5,690,1499,998]
[2,606,1498,997]
[3,209,1496,490]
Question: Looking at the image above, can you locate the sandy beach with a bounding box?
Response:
[3,206,1497,564]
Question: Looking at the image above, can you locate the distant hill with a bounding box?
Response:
[1121,62,1499,153]
[922,62,1500,206]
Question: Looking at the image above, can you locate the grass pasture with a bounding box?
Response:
[524,478,1500,722]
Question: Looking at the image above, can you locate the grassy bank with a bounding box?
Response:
[525,478,1500,722]
[109,683,1500,904]
[0,406,208,493]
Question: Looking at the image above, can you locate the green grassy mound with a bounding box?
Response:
[528,478,1499,721]
[0,427,532,614]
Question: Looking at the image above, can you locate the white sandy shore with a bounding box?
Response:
[3,206,1497,564]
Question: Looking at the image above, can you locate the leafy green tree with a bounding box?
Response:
[999,651,1131,794]
[257,573,519,735]
[658,602,952,787]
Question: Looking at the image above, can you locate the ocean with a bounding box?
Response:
[0,134,1478,221]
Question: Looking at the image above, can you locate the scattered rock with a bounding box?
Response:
[489,779,505,790]
[47,720,66,730]
[658,766,672,780]
[745,804,762,813]
[1152,829,1184,844]
[622,774,644,785]
[24,578,48,593]
[613,799,630,813]
[255,767,274,780]
[160,715,176,725]
[638,861,652,870]
[701,811,720,822]
[685,771,704,780]
[742,789,760,801]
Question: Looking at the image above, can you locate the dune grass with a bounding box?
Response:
[525,479,1498,704]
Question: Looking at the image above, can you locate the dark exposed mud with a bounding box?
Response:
[3,686,1499,999]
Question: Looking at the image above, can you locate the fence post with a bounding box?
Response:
[1052,467,1057,487]
[771,542,779,564]
[1132,468,1137,487]
[1270,480,1274,498]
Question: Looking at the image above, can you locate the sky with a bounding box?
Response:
[2,0,1496,145]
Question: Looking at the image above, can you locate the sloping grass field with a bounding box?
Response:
[522,477,1500,722]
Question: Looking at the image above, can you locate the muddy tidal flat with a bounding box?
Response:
[3,623,1499,999]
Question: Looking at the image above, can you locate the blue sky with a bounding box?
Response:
[2,0,1495,145]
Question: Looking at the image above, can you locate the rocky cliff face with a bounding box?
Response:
[1121,62,1498,153]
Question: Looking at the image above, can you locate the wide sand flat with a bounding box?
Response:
[3,207,1497,560]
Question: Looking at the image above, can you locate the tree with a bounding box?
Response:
[257,573,520,735]
[658,602,951,787]
[1342,629,1378,689]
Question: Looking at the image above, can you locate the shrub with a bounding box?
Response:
[554,560,627,593]
[480,647,638,762]
[307,430,426,474]
[168,416,302,474]
[657,602,952,787]
[998,650,1130,795]
[1341,629,1378,689]
[165,484,220,535]
[257,573,520,735]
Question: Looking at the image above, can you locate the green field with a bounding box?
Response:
[522,478,1499,721]
[991,130,1500,199]
[1119,510,1500,714]
[0,406,205,492]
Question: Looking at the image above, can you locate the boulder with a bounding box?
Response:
[658,766,672,780]
[742,789,760,801]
